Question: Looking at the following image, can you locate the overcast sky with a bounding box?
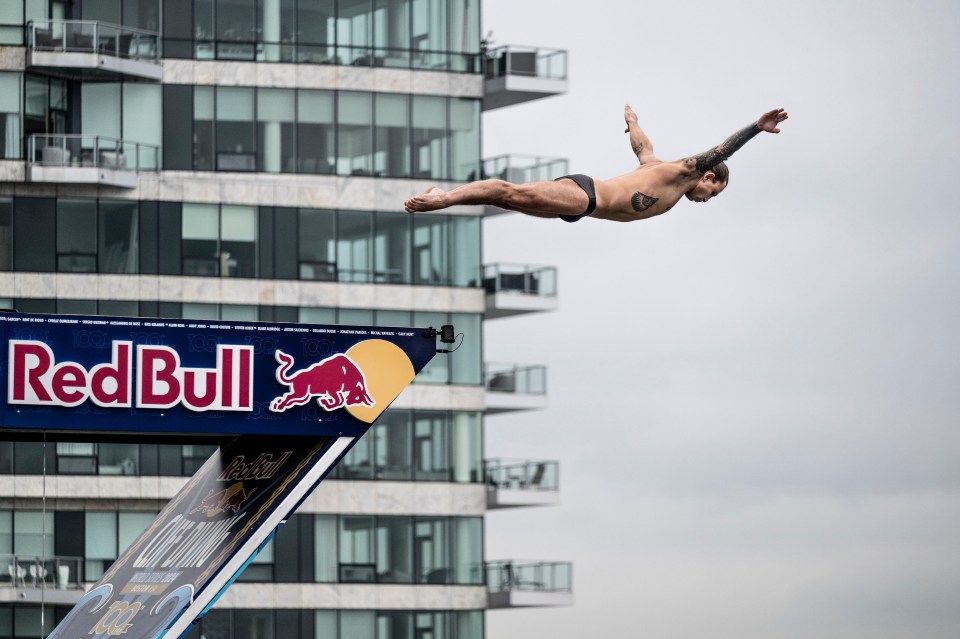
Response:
[478,1,960,637]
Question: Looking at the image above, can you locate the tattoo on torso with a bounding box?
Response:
[631,192,659,213]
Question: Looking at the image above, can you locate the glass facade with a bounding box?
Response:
[176,87,481,180]
[0,198,481,288]
[0,0,554,634]
[159,0,479,69]
[179,608,482,639]
[0,410,482,478]
[1,75,479,179]
[1,510,482,586]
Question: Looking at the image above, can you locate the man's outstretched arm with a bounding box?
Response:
[684,108,788,175]
[624,104,659,165]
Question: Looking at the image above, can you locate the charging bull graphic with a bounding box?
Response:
[189,482,257,517]
[269,350,375,413]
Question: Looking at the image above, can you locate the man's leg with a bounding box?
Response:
[404,179,589,217]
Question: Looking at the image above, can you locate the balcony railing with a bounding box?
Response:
[482,154,568,184]
[27,19,160,62]
[1,553,83,590]
[483,263,557,297]
[483,46,567,81]
[486,459,558,491]
[486,560,572,594]
[28,134,159,172]
[484,364,547,395]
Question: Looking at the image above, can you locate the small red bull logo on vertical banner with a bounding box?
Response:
[269,350,375,413]
[189,482,257,517]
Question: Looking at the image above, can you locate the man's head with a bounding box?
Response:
[686,162,728,203]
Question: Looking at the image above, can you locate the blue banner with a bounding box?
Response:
[0,312,439,437]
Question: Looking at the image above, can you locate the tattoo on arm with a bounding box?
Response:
[684,122,763,174]
[632,142,644,156]
[631,192,659,213]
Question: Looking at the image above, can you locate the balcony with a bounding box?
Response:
[482,45,568,111]
[27,134,159,188]
[484,363,547,414]
[26,20,162,81]
[485,459,559,509]
[486,560,573,608]
[0,554,84,605]
[483,263,558,319]
[480,155,568,216]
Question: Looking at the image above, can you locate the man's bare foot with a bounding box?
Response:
[404,187,447,213]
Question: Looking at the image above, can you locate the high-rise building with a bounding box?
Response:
[0,2,570,637]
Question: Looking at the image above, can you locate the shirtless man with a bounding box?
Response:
[403,105,788,222]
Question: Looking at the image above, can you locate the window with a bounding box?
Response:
[0,73,20,158]
[0,198,11,270]
[373,410,411,481]
[122,84,162,170]
[57,200,97,272]
[336,0,373,66]
[99,200,139,273]
[296,0,335,62]
[451,517,483,584]
[449,215,480,287]
[257,88,295,173]
[449,98,480,180]
[412,95,446,178]
[341,611,375,639]
[450,312,481,385]
[414,517,448,584]
[57,442,97,474]
[182,203,220,275]
[296,90,334,173]
[337,210,373,283]
[216,87,256,170]
[374,93,409,177]
[339,515,375,582]
[217,0,257,60]
[375,516,413,583]
[194,87,215,170]
[314,515,337,582]
[373,212,410,283]
[373,0,410,68]
[0,3,24,44]
[336,91,373,175]
[338,430,374,479]
[413,214,447,285]
[221,205,257,277]
[411,0,447,69]
[450,411,482,484]
[414,412,449,481]
[85,512,117,580]
[298,208,336,280]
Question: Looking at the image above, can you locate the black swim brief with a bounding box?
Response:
[555,174,597,222]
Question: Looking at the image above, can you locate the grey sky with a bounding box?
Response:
[478,1,960,637]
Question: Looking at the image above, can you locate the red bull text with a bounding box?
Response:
[7,340,253,412]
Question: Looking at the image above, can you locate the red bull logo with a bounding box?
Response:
[269,350,375,413]
[189,482,257,517]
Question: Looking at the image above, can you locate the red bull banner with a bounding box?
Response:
[13,312,444,639]
[47,434,352,639]
[0,312,439,437]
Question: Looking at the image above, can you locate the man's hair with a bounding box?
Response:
[711,161,729,185]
